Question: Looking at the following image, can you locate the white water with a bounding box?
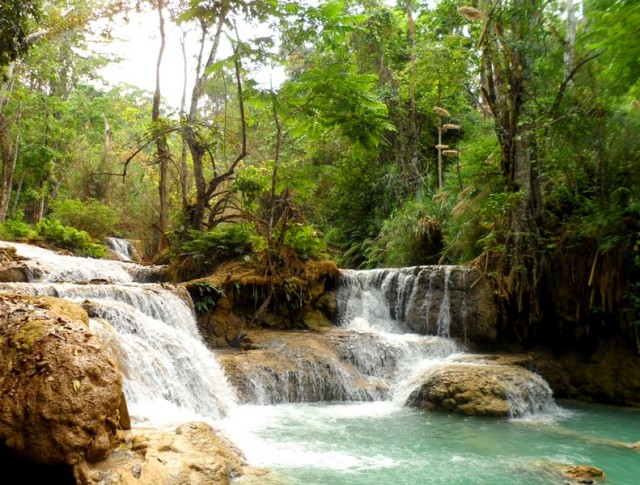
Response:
[1,241,566,480]
[105,237,134,261]
[0,240,236,425]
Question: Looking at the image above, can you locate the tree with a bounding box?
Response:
[0,0,41,72]
[178,0,277,231]
[458,1,550,323]
[152,0,172,252]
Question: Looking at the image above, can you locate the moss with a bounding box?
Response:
[12,320,46,351]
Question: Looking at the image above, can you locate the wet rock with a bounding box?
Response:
[530,461,606,484]
[561,464,605,482]
[217,329,389,404]
[0,246,43,282]
[405,362,554,417]
[0,293,123,480]
[87,422,253,484]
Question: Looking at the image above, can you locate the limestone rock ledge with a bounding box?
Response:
[405,362,554,417]
[217,329,389,404]
[0,293,123,482]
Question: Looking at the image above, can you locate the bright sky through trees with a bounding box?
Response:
[97,9,284,109]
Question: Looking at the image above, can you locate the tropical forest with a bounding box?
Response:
[0,1,639,484]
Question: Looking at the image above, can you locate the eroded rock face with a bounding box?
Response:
[530,344,640,406]
[87,422,250,485]
[189,260,340,348]
[405,362,554,417]
[0,293,123,480]
[217,330,388,404]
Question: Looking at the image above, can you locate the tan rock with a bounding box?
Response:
[0,293,123,481]
[405,363,553,417]
[562,464,605,480]
[218,329,388,404]
[301,308,333,330]
[87,422,250,485]
[530,343,640,406]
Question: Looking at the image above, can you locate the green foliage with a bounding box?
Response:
[191,281,226,314]
[284,64,394,148]
[178,224,260,260]
[366,192,445,267]
[171,224,263,279]
[282,224,328,260]
[50,198,119,240]
[36,218,106,258]
[0,0,40,69]
[230,166,269,210]
[0,219,37,240]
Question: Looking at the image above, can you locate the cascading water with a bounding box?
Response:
[2,241,638,484]
[105,237,135,261]
[334,267,555,415]
[0,241,236,425]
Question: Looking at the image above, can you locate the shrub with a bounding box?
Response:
[0,219,37,240]
[171,224,263,279]
[50,198,119,240]
[282,224,328,260]
[37,218,106,258]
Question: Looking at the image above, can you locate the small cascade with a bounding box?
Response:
[326,331,458,382]
[338,266,459,337]
[0,241,236,425]
[435,266,452,338]
[105,237,134,261]
[504,371,557,419]
[0,241,164,283]
[0,282,197,337]
[232,352,387,405]
[336,266,558,419]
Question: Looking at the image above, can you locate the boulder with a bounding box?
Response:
[0,245,42,282]
[405,362,554,417]
[0,293,123,482]
[530,461,606,484]
[87,422,251,485]
[562,464,605,481]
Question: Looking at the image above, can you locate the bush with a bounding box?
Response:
[171,224,263,279]
[282,224,328,260]
[0,219,37,240]
[50,198,119,240]
[365,193,444,267]
[37,218,106,258]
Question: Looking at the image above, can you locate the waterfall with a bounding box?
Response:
[105,237,134,261]
[0,241,236,425]
[0,241,164,283]
[335,266,557,417]
[1,240,556,422]
[338,266,458,338]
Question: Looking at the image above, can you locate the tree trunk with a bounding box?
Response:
[477,0,544,327]
[405,0,420,189]
[182,6,229,230]
[179,27,189,211]
[153,0,171,252]
[564,0,576,76]
[267,92,282,245]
